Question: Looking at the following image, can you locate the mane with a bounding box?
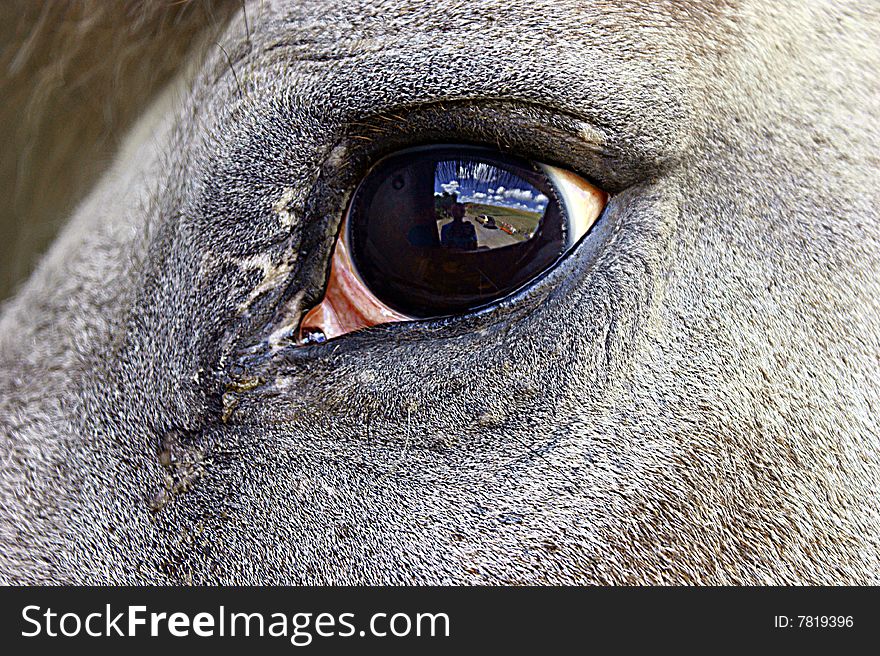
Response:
[0,0,239,299]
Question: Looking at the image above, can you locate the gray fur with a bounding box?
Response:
[1,0,879,584]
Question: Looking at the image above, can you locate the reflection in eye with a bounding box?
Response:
[299,145,608,344]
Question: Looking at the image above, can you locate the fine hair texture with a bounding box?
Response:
[0,0,879,584]
[0,0,239,299]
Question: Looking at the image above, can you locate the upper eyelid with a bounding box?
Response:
[212,16,688,189]
[327,98,668,196]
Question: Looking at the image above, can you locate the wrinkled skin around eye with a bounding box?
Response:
[1,0,880,585]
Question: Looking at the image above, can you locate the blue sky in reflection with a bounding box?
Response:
[432,160,549,214]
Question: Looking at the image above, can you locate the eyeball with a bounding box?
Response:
[299,145,608,343]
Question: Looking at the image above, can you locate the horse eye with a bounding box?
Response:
[299,145,608,343]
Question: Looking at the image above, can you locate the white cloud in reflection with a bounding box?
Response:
[434,167,547,214]
[503,188,533,202]
[440,180,460,194]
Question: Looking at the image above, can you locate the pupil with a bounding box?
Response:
[348,146,566,318]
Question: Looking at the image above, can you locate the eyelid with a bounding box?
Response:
[332,99,658,194]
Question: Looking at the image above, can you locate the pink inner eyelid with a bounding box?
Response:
[299,217,409,343]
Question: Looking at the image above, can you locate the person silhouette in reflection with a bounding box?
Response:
[440,202,478,251]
